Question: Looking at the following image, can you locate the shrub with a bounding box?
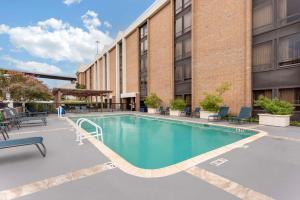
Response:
[170,99,186,111]
[144,93,161,108]
[199,94,223,112]
[255,96,294,115]
[199,82,231,112]
[291,121,300,127]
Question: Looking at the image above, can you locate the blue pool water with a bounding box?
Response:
[72,115,256,169]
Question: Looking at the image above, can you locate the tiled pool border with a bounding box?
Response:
[66,113,268,178]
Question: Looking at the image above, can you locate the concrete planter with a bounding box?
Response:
[258,114,291,127]
[200,111,217,120]
[148,108,157,114]
[170,110,181,116]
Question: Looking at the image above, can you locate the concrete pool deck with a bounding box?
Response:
[0,112,299,200]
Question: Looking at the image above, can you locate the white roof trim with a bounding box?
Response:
[77,0,169,73]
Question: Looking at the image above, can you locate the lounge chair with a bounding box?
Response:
[2,109,20,129]
[81,106,88,113]
[75,106,81,113]
[6,108,47,126]
[208,106,229,121]
[229,107,252,124]
[0,126,9,140]
[181,107,191,117]
[191,107,201,118]
[0,137,46,157]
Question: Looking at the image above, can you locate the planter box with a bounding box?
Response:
[170,110,181,116]
[200,111,218,120]
[148,108,157,114]
[258,114,290,127]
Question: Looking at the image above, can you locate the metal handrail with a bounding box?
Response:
[76,118,104,145]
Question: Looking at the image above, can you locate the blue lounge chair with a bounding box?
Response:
[208,106,229,121]
[7,108,47,126]
[229,107,252,124]
[191,107,201,118]
[181,107,192,117]
[0,137,46,157]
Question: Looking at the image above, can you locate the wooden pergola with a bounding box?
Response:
[52,88,112,111]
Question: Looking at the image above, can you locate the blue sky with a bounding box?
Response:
[0,0,155,87]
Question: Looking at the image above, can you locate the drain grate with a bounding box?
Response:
[105,162,117,169]
[209,158,228,167]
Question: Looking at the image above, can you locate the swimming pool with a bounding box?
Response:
[71,114,259,170]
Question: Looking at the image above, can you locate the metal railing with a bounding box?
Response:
[76,118,104,145]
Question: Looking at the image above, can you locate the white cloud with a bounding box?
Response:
[2,56,62,74]
[104,21,112,28]
[63,0,81,6]
[0,11,113,63]
[0,47,2,51]
[81,10,101,30]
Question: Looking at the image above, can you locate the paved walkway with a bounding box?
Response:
[0,113,299,200]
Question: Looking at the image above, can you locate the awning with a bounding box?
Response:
[121,92,138,98]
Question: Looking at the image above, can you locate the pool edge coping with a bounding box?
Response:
[65,113,268,178]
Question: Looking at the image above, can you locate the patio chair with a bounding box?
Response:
[7,108,47,126]
[208,106,229,121]
[181,107,192,117]
[2,109,21,129]
[0,126,9,140]
[75,106,81,113]
[0,137,46,157]
[81,106,88,113]
[191,107,201,118]
[229,107,252,124]
[159,106,164,115]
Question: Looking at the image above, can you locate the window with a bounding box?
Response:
[104,55,107,90]
[183,0,191,7]
[176,18,183,37]
[184,37,191,57]
[253,0,273,29]
[183,12,192,33]
[184,63,191,80]
[184,94,192,106]
[278,0,300,24]
[296,88,300,104]
[175,0,183,13]
[253,41,273,71]
[140,40,148,53]
[175,41,183,60]
[279,33,300,66]
[279,88,296,104]
[175,66,182,82]
[253,90,272,101]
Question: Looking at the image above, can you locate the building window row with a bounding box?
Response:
[253,0,300,33]
[174,0,192,106]
[254,88,300,110]
[119,42,123,94]
[253,32,300,72]
[139,23,148,102]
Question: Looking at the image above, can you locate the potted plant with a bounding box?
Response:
[255,96,294,127]
[170,99,186,116]
[199,82,231,119]
[144,93,161,114]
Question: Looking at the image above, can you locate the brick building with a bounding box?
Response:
[77,0,300,118]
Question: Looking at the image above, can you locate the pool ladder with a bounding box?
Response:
[76,118,104,145]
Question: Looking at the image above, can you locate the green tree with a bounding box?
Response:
[0,70,53,102]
